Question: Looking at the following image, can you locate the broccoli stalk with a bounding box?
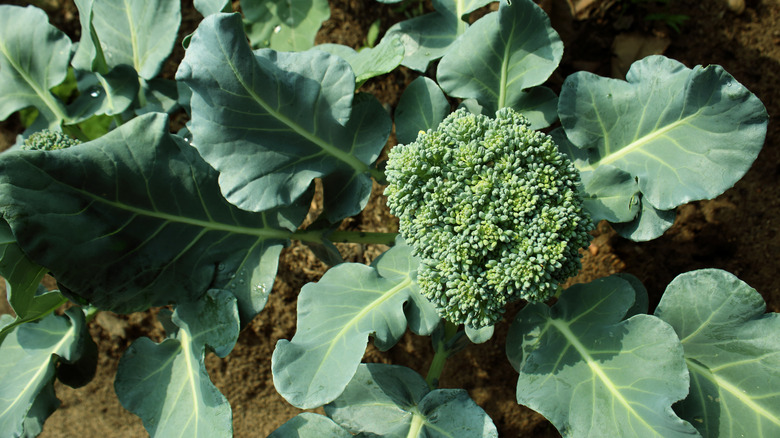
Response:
[385,108,593,328]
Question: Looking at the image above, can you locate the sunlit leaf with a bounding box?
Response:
[272,239,439,408]
[326,363,498,437]
[115,289,239,437]
[72,0,180,79]
[385,0,493,72]
[655,269,780,437]
[0,308,92,436]
[242,0,330,51]
[269,413,351,437]
[315,34,405,87]
[559,55,767,211]
[506,276,699,437]
[178,13,390,218]
[437,0,562,125]
[0,5,70,128]
[394,77,450,145]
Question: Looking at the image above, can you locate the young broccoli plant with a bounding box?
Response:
[0,0,777,437]
[386,108,593,328]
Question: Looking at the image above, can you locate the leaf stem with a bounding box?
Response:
[425,320,461,390]
[290,229,398,246]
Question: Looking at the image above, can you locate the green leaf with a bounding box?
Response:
[506,276,699,437]
[67,66,140,123]
[394,77,450,145]
[315,34,405,87]
[194,0,231,16]
[269,413,351,437]
[559,55,768,211]
[0,5,70,128]
[655,269,780,437]
[242,0,330,51]
[115,289,239,437]
[612,194,676,241]
[386,0,493,72]
[0,308,92,437]
[0,113,303,318]
[0,221,67,344]
[177,13,391,216]
[272,240,439,408]
[326,363,498,437]
[72,0,181,79]
[437,0,562,124]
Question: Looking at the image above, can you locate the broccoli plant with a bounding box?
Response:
[0,0,777,437]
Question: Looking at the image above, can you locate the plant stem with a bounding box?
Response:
[290,229,398,246]
[425,320,461,390]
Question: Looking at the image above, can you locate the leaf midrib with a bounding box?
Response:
[214,26,371,177]
[550,318,663,437]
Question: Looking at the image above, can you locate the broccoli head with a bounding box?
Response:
[22,130,81,151]
[385,107,593,328]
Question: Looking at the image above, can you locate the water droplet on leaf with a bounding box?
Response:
[273,25,282,33]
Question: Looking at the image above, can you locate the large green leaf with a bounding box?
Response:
[272,240,439,409]
[242,0,330,51]
[194,0,231,16]
[177,13,390,218]
[325,363,498,437]
[437,0,562,124]
[315,34,405,87]
[0,222,66,344]
[72,0,180,79]
[0,113,303,318]
[385,0,493,72]
[655,269,780,437]
[0,5,70,128]
[506,276,699,437]
[115,289,239,437]
[0,308,92,437]
[394,77,450,145]
[559,55,767,212]
[67,66,140,123]
[269,413,351,437]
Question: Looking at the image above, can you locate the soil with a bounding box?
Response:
[0,0,778,437]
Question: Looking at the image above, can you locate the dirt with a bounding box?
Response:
[0,0,778,437]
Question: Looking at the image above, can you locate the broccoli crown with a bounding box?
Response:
[22,130,81,151]
[385,107,593,328]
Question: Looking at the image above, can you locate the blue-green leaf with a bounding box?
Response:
[272,240,438,409]
[326,363,498,437]
[437,0,562,124]
[385,0,493,72]
[67,66,140,123]
[115,289,239,437]
[655,269,780,437]
[394,77,450,145]
[315,34,405,87]
[194,0,231,16]
[0,308,91,437]
[269,413,351,437]
[242,0,330,51]
[0,113,303,318]
[178,13,390,216]
[506,276,699,437]
[612,195,676,241]
[72,0,180,79]
[559,55,767,211]
[0,221,66,344]
[0,5,70,128]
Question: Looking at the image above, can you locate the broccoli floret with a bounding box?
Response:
[22,130,81,151]
[385,107,593,328]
